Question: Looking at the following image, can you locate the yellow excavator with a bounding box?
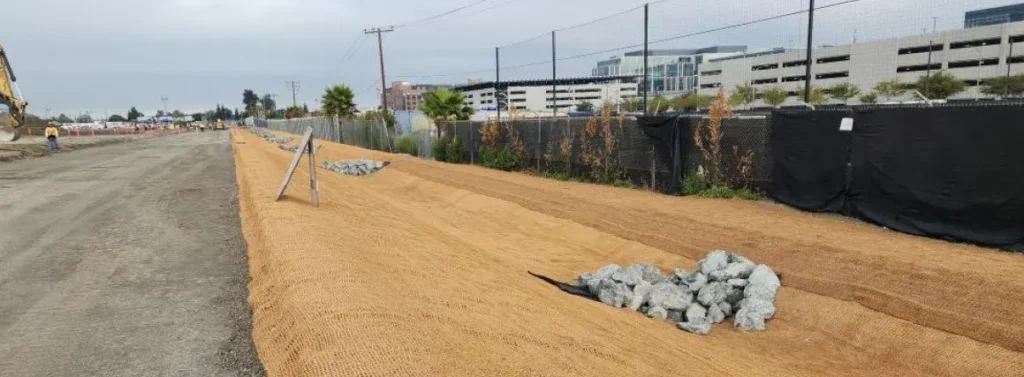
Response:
[1,44,28,142]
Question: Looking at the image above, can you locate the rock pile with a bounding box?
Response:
[248,128,294,146]
[576,250,780,335]
[321,159,388,176]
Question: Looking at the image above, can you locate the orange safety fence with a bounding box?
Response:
[231,128,1024,377]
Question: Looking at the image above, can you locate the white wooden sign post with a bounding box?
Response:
[275,126,319,207]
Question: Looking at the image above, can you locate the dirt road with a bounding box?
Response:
[0,131,263,376]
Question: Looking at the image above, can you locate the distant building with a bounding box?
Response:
[966,3,1024,28]
[453,76,639,115]
[591,47,747,97]
[698,20,1024,106]
[385,81,451,111]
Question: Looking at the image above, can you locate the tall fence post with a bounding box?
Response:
[651,145,657,192]
[804,0,816,103]
[537,118,542,171]
[470,121,476,164]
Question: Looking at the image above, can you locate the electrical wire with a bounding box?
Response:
[355,80,381,96]
[393,0,494,29]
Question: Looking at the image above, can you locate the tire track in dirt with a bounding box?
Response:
[234,129,1024,377]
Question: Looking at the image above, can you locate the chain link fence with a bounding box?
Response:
[258,117,394,152]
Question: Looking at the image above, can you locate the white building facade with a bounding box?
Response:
[698,21,1024,106]
[454,76,640,115]
[592,47,748,97]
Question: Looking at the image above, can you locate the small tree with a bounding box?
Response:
[127,107,143,121]
[242,89,260,115]
[981,75,1024,97]
[575,101,594,112]
[828,83,861,104]
[874,80,907,102]
[76,114,93,123]
[285,105,306,119]
[672,93,712,112]
[648,95,670,114]
[859,92,879,104]
[108,114,127,122]
[56,114,73,123]
[419,88,473,138]
[916,71,965,99]
[796,85,828,105]
[760,87,789,108]
[321,84,356,118]
[728,84,755,108]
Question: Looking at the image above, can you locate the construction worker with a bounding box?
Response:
[44,125,60,152]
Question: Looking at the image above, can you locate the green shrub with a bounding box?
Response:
[681,172,710,195]
[432,137,450,162]
[695,185,762,200]
[397,135,418,156]
[611,179,635,188]
[447,136,464,163]
[479,145,520,171]
[541,171,584,183]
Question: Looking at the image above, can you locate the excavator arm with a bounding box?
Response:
[1,44,28,142]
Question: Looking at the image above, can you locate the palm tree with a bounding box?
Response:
[419,88,473,137]
[321,85,356,118]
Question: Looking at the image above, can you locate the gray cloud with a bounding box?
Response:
[5,0,1018,117]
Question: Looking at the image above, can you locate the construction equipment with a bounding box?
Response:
[1,44,28,142]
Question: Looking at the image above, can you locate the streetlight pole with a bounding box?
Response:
[803,0,815,103]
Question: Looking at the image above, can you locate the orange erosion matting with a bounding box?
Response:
[231,129,1024,377]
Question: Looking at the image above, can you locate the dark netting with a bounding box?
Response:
[769,109,853,212]
[848,106,1024,250]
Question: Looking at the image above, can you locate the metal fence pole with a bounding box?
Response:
[537,118,542,171]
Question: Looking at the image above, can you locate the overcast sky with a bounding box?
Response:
[5,0,1017,118]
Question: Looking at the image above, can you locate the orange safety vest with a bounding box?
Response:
[45,127,59,137]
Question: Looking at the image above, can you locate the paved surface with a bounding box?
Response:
[0,131,263,377]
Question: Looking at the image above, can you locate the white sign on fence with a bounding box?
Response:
[839,117,855,132]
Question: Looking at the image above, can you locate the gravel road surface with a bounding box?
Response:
[0,131,263,376]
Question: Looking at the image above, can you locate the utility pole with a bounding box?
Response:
[364,27,394,113]
[552,30,557,117]
[495,47,501,123]
[643,3,649,115]
[161,97,169,114]
[803,0,815,103]
[286,81,301,108]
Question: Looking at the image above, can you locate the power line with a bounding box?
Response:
[394,0,494,29]
[355,80,381,96]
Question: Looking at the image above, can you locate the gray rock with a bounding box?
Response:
[708,260,756,281]
[595,279,633,308]
[677,320,712,335]
[698,250,730,274]
[727,278,748,288]
[646,306,668,321]
[578,264,622,293]
[611,264,644,286]
[647,282,692,310]
[744,264,781,301]
[685,303,707,323]
[734,297,776,331]
[707,302,726,324]
[718,301,733,316]
[697,282,730,306]
[627,281,653,311]
[667,310,685,323]
[679,271,708,292]
[725,287,745,305]
[639,264,668,284]
[670,268,688,284]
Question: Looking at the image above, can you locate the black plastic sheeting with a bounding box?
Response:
[770,110,852,212]
[528,272,597,302]
[847,106,1024,250]
[637,116,691,193]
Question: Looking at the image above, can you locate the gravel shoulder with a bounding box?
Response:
[0,131,263,377]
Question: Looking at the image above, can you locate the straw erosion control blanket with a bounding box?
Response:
[231,129,1024,377]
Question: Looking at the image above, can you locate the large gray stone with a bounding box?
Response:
[697,282,730,306]
[708,261,756,281]
[646,306,668,321]
[647,282,692,310]
[685,303,707,323]
[698,250,730,274]
[677,320,712,335]
[639,264,668,284]
[667,310,685,323]
[611,264,644,286]
[679,271,708,292]
[718,301,733,316]
[745,264,781,300]
[578,264,622,293]
[725,287,745,305]
[727,278,748,288]
[627,281,653,311]
[707,302,726,324]
[595,279,633,308]
[734,297,776,331]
